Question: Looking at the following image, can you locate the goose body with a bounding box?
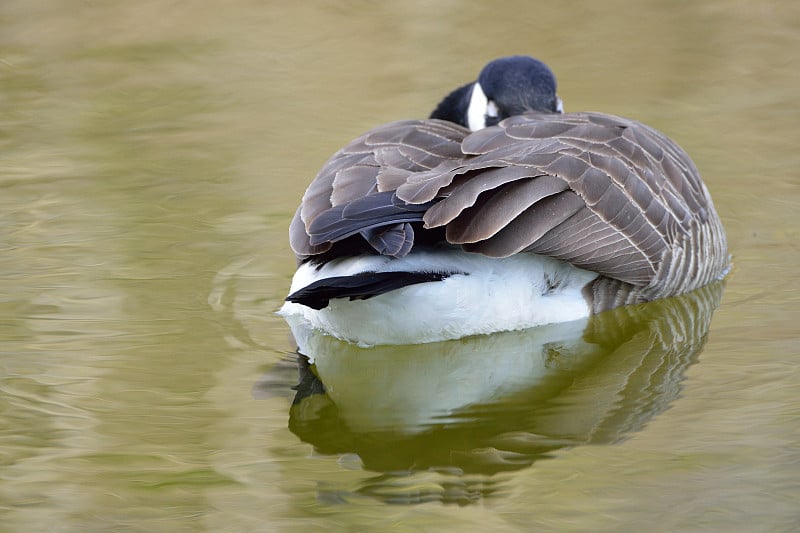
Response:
[280,56,728,346]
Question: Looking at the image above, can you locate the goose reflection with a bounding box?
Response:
[281,282,724,504]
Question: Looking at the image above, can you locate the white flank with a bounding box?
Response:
[279,250,598,346]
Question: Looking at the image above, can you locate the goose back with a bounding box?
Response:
[289,111,727,312]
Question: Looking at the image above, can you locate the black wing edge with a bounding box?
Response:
[285,271,452,310]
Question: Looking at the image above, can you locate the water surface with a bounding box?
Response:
[1,1,798,531]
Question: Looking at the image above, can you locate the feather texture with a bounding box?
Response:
[289,111,728,309]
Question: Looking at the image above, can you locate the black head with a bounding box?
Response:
[430,55,562,131]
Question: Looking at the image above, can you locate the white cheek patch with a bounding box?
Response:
[467,82,489,131]
[556,96,564,113]
[486,100,500,118]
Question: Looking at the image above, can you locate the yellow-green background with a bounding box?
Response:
[1,1,798,531]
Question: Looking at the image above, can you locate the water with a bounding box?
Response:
[1,1,798,531]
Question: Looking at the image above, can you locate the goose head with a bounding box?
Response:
[430,55,564,131]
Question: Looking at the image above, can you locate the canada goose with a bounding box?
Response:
[280,55,728,346]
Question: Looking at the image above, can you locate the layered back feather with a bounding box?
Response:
[289,112,728,312]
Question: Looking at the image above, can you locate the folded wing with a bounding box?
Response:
[291,112,727,299]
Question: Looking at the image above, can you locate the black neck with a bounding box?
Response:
[429,82,473,127]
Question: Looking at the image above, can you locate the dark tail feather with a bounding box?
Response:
[285,271,450,310]
[307,191,433,255]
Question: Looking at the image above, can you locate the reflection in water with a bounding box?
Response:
[281,282,724,504]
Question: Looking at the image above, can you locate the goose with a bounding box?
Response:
[279,55,728,346]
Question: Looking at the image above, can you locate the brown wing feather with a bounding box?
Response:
[416,112,724,291]
[290,120,469,259]
[444,176,569,243]
[291,111,727,299]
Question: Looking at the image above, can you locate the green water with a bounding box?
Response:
[1,1,798,531]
